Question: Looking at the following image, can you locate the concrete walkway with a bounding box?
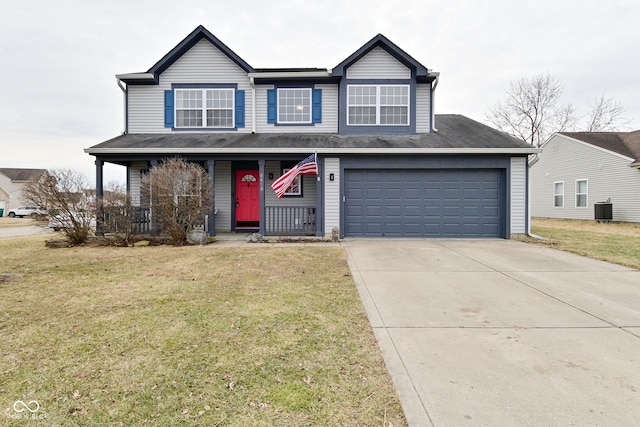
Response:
[343,239,640,427]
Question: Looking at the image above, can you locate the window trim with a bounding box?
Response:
[174,88,235,129]
[553,181,564,208]
[276,88,312,125]
[347,84,410,126]
[575,179,588,208]
[280,164,303,197]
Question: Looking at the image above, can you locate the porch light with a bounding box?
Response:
[268,173,274,180]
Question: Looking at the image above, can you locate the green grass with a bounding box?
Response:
[530,218,640,269]
[0,235,405,426]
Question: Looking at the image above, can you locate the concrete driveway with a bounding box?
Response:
[343,239,640,427]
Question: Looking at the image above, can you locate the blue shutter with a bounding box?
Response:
[235,89,245,128]
[312,88,322,124]
[164,90,174,128]
[267,89,277,124]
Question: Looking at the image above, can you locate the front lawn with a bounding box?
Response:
[530,218,640,270]
[0,235,405,426]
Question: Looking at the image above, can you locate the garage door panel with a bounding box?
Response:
[345,169,504,238]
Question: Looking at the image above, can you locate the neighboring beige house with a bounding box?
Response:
[0,168,47,214]
[530,131,640,222]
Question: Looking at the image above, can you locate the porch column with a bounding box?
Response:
[207,159,216,236]
[95,158,104,235]
[315,157,323,237]
[258,159,266,235]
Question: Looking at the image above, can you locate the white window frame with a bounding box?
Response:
[277,88,312,124]
[281,166,302,196]
[174,88,235,129]
[347,84,410,126]
[575,179,588,208]
[553,181,564,208]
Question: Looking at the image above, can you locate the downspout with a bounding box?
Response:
[249,77,256,133]
[116,77,127,134]
[431,74,439,132]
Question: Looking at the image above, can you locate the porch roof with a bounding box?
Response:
[86,114,538,155]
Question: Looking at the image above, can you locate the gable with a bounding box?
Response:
[346,46,411,79]
[159,38,250,83]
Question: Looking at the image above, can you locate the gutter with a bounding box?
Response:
[430,72,440,132]
[116,77,127,134]
[248,71,331,79]
[249,77,257,133]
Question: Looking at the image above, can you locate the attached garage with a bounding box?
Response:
[343,167,506,238]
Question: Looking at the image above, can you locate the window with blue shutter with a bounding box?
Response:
[235,90,245,128]
[164,90,174,128]
[267,89,277,124]
[312,88,322,123]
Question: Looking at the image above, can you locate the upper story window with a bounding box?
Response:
[347,85,409,126]
[175,88,234,128]
[278,88,311,124]
[267,88,322,125]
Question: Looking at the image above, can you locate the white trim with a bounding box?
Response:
[174,88,235,129]
[553,181,564,208]
[116,72,154,80]
[248,71,330,79]
[276,88,312,124]
[575,178,588,208]
[347,84,410,126]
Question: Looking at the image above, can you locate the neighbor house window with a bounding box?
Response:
[553,181,564,207]
[278,88,311,124]
[576,179,588,208]
[347,85,409,125]
[175,88,234,128]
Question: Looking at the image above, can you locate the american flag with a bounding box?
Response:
[271,153,317,198]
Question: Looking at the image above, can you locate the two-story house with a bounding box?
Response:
[85,25,536,238]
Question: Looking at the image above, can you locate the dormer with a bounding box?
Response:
[333,34,439,135]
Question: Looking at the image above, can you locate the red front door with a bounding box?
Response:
[235,170,259,226]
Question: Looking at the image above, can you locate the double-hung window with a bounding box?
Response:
[576,179,588,208]
[277,88,312,124]
[553,181,564,207]
[347,85,409,125]
[175,88,234,128]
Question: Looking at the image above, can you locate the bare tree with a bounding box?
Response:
[22,168,93,244]
[486,73,577,147]
[584,94,629,132]
[141,158,213,245]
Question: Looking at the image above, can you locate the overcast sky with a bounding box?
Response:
[1,0,639,184]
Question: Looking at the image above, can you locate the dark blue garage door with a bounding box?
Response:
[344,169,504,237]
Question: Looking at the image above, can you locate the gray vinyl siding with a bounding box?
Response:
[265,161,317,206]
[324,158,340,235]
[127,39,253,134]
[129,162,147,205]
[531,134,640,222]
[345,47,411,79]
[255,85,338,133]
[416,84,431,133]
[214,161,232,231]
[510,157,527,234]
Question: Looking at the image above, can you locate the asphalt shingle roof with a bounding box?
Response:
[559,131,640,162]
[0,168,46,182]
[87,115,534,154]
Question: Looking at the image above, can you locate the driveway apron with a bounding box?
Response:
[342,239,640,427]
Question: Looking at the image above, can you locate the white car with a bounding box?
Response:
[7,206,47,218]
[48,214,96,231]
